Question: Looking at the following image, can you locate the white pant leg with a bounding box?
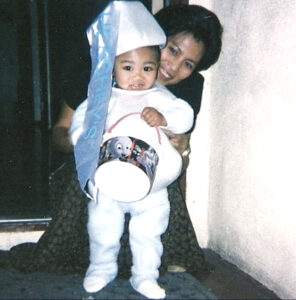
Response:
[128,189,170,288]
[86,193,125,282]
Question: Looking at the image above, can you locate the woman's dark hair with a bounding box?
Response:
[155,4,223,72]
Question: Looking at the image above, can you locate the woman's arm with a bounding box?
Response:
[52,102,75,153]
[164,73,204,171]
[164,130,191,172]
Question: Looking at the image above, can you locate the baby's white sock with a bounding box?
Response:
[131,279,166,299]
[83,276,108,293]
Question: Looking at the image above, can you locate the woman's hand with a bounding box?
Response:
[52,126,73,153]
[164,130,191,172]
[52,102,75,153]
[163,130,191,154]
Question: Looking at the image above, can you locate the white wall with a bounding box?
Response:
[187,1,296,299]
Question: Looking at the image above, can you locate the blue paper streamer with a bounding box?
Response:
[73,2,120,191]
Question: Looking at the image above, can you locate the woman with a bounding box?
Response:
[4,4,222,280]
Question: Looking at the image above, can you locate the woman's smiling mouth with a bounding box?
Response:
[159,66,172,81]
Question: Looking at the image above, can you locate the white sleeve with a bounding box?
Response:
[160,97,194,134]
[151,84,194,134]
[70,100,88,145]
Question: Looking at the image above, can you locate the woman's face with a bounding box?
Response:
[157,33,205,86]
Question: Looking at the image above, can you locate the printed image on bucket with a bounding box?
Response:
[94,135,159,202]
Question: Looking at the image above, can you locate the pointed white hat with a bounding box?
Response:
[114,1,166,55]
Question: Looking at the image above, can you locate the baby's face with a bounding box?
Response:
[114,47,158,90]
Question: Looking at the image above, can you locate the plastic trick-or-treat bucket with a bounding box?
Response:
[94,113,162,202]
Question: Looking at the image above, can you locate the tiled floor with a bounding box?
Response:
[0,221,280,300]
[0,242,280,299]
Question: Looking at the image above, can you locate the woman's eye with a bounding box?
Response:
[123,66,132,71]
[185,61,194,70]
[168,46,178,56]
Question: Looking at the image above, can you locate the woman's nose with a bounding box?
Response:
[169,58,181,73]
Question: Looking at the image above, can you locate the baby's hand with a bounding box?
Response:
[141,107,167,127]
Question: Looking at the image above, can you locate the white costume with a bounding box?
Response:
[71,1,193,298]
[71,83,193,294]
[71,82,194,199]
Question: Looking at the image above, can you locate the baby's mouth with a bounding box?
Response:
[129,83,145,90]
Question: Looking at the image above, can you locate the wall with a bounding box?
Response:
[187,0,296,299]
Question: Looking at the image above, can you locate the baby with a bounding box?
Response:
[70,2,193,299]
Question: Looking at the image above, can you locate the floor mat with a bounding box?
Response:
[0,269,216,299]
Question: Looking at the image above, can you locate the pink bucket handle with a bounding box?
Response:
[107,112,161,144]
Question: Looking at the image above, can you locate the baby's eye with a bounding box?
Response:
[144,66,153,72]
[123,66,132,71]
